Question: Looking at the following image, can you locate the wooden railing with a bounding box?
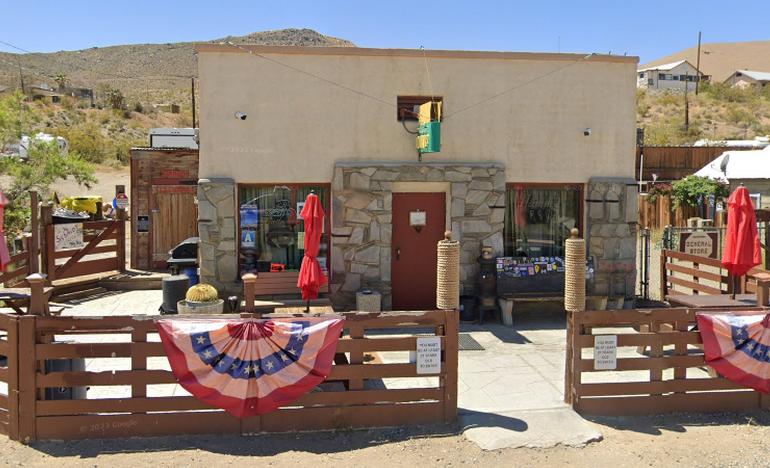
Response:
[0,310,458,441]
[660,250,770,303]
[660,250,731,298]
[0,250,31,288]
[566,307,770,415]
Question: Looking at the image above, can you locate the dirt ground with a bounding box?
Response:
[0,411,767,467]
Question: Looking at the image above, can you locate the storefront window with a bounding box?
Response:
[503,184,582,258]
[238,184,330,276]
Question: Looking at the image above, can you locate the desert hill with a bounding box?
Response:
[0,28,354,102]
[640,39,770,82]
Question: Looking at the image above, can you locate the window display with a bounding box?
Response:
[238,185,329,276]
[503,184,582,258]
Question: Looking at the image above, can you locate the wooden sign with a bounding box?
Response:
[679,231,719,259]
[54,223,84,251]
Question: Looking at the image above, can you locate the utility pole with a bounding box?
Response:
[16,57,25,94]
[684,71,690,133]
[191,77,196,128]
[695,31,702,95]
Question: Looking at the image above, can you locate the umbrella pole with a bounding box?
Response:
[306,299,310,313]
[732,276,738,299]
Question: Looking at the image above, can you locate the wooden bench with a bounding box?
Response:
[242,272,331,314]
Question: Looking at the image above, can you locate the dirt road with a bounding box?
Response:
[1,411,769,467]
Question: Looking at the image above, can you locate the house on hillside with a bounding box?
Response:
[724,69,770,90]
[28,84,65,103]
[194,44,639,309]
[637,60,708,91]
[28,83,93,105]
[695,146,770,208]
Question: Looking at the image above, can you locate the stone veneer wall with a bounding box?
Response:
[330,162,505,310]
[197,178,238,296]
[586,177,638,298]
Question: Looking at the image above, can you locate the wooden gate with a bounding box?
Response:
[43,215,126,282]
[151,186,197,268]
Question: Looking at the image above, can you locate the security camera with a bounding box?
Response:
[235,112,248,121]
[584,128,592,136]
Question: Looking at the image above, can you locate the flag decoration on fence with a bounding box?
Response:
[697,312,770,393]
[156,316,345,417]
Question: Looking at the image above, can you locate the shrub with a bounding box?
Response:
[671,175,729,208]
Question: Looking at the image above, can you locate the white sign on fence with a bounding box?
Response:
[54,223,84,251]
[594,335,618,370]
[415,336,442,375]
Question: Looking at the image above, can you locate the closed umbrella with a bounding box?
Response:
[297,192,327,311]
[722,186,761,297]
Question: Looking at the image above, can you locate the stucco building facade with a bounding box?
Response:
[195,44,639,309]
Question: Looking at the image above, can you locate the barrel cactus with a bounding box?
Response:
[185,283,219,303]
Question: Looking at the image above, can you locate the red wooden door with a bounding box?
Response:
[391,193,446,310]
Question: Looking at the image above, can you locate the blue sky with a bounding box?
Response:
[1,1,767,63]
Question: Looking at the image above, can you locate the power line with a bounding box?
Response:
[443,53,595,120]
[226,41,396,109]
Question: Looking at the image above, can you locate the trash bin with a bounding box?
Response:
[356,289,381,312]
[44,356,87,400]
[161,274,189,314]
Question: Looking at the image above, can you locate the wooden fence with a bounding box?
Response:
[636,146,732,181]
[43,216,126,282]
[637,194,723,230]
[566,307,770,415]
[0,310,457,441]
[0,250,31,288]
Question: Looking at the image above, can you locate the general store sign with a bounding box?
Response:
[679,231,719,259]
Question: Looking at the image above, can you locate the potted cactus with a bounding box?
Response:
[177,283,224,314]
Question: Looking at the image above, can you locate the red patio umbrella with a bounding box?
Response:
[297,192,327,311]
[722,186,761,297]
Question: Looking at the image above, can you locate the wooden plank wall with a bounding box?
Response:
[6,310,457,441]
[566,307,770,416]
[0,314,13,437]
[636,146,732,182]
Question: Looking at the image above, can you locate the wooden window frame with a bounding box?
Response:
[236,183,332,278]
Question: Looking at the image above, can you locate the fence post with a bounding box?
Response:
[28,191,39,274]
[6,315,19,441]
[16,315,37,443]
[659,250,668,300]
[39,204,54,281]
[242,274,256,313]
[27,273,48,316]
[443,309,459,424]
[116,207,126,271]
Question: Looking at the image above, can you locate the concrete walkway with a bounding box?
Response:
[457,305,601,450]
[36,292,601,449]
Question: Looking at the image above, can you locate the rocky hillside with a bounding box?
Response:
[0,28,354,103]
